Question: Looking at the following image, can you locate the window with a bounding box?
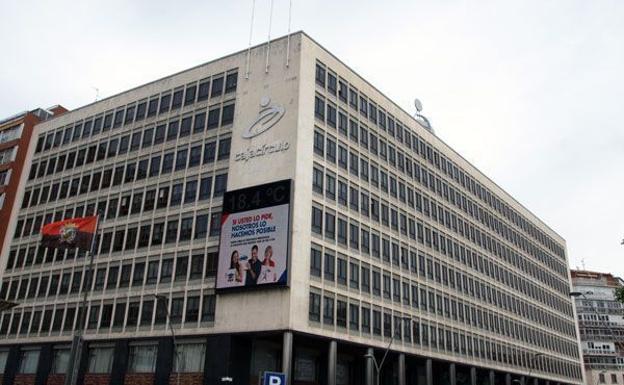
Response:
[211,76,224,97]
[336,300,347,327]
[128,345,157,373]
[18,349,40,374]
[207,108,220,129]
[193,113,205,133]
[221,104,235,125]
[218,138,231,160]
[315,96,325,120]
[209,213,221,237]
[190,254,203,279]
[87,347,114,373]
[225,72,238,93]
[337,258,347,285]
[312,168,323,193]
[310,248,321,277]
[323,296,334,325]
[185,85,197,105]
[315,64,326,86]
[201,295,216,322]
[311,207,322,234]
[185,296,200,322]
[214,174,227,196]
[175,343,205,373]
[324,253,335,281]
[51,348,70,374]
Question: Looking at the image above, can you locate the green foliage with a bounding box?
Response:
[615,287,624,303]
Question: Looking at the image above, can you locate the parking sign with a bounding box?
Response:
[262,371,286,385]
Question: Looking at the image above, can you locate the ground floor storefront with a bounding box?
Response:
[0,331,572,385]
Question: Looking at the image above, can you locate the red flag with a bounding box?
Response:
[41,216,98,251]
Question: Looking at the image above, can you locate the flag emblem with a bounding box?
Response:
[60,223,78,244]
[41,216,98,251]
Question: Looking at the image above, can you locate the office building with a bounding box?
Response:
[571,270,624,385]
[0,32,583,385]
[0,107,67,279]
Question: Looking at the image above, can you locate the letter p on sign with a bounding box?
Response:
[263,372,286,385]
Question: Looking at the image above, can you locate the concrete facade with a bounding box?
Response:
[571,270,624,385]
[0,32,582,385]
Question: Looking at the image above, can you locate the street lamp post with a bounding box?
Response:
[511,353,544,385]
[364,336,394,385]
[154,294,180,385]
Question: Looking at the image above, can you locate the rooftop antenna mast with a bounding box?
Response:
[92,87,100,102]
[245,0,256,79]
[286,0,293,67]
[265,0,275,73]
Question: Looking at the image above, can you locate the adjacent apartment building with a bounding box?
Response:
[0,32,583,385]
[0,107,67,279]
[571,270,624,385]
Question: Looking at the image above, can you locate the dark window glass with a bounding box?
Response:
[225,72,238,93]
[221,105,234,125]
[197,81,210,101]
[207,108,220,129]
[211,76,223,97]
[184,85,197,106]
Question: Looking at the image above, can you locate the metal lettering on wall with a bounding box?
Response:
[235,96,289,162]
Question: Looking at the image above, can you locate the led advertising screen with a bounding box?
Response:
[216,179,292,291]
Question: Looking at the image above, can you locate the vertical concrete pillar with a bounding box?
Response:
[470,367,477,385]
[489,370,496,385]
[34,344,53,385]
[328,340,337,385]
[505,373,511,385]
[365,348,374,385]
[398,353,406,385]
[282,331,293,385]
[533,378,539,385]
[425,359,433,385]
[449,363,457,385]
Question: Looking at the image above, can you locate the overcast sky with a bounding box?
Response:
[2,0,622,277]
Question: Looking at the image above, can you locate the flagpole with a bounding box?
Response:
[65,214,101,385]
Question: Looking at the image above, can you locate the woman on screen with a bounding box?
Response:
[230,250,243,282]
[262,245,275,267]
[262,245,277,282]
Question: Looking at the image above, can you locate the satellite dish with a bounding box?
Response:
[414,98,423,112]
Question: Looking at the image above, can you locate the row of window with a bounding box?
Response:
[0,288,215,336]
[313,121,568,287]
[35,71,237,155]
[0,146,17,164]
[0,341,205,375]
[312,161,570,316]
[2,247,218,304]
[308,290,581,380]
[16,166,227,239]
[310,203,575,340]
[0,124,22,145]
[8,207,222,272]
[23,143,229,213]
[28,104,233,185]
[315,61,564,262]
[310,245,578,358]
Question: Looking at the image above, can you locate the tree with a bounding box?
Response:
[616,287,624,304]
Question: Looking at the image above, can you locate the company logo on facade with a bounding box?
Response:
[241,96,285,139]
[235,96,289,162]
